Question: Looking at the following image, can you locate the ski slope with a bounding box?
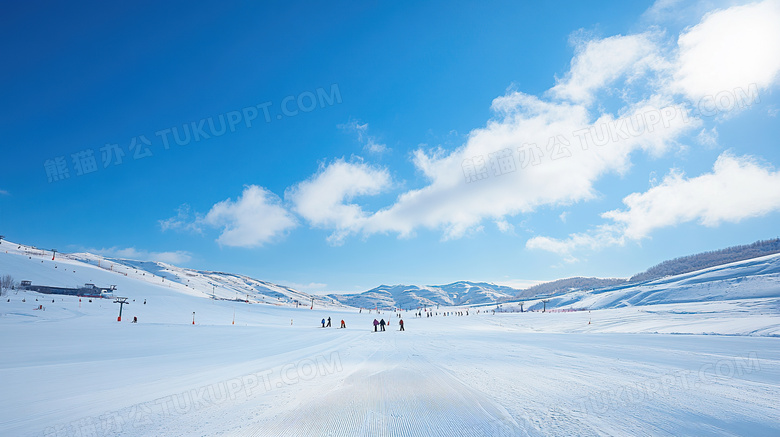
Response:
[1,241,780,436]
[500,253,780,314]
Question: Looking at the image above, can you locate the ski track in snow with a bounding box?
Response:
[241,337,527,437]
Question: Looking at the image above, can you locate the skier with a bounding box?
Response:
[340,319,346,328]
[379,319,386,331]
[321,318,326,328]
[132,316,137,323]
[326,317,332,327]
[373,319,379,332]
[399,319,405,331]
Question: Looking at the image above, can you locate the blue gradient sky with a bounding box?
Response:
[2,0,779,293]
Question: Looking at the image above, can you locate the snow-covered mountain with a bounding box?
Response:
[328,281,518,309]
[499,252,780,312]
[1,241,342,309]
[68,253,345,308]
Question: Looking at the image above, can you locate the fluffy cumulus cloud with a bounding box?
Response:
[526,225,624,263]
[285,159,392,245]
[89,247,192,264]
[673,0,780,100]
[528,153,780,257]
[605,153,780,239]
[203,185,297,247]
[361,89,693,240]
[551,32,667,104]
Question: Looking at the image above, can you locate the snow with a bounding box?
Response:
[1,241,779,436]
[330,282,516,310]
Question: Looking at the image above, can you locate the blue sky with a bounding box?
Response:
[2,0,780,293]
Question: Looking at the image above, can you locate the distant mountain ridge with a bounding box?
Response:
[329,281,517,309]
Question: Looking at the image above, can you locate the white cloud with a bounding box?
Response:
[604,152,780,239]
[550,32,667,104]
[88,247,192,265]
[360,91,693,240]
[365,138,388,154]
[339,120,389,154]
[285,159,392,245]
[0,189,9,196]
[495,219,515,234]
[528,153,780,257]
[643,0,685,21]
[673,0,780,100]
[204,185,297,248]
[526,225,624,262]
[696,127,719,147]
[159,204,203,234]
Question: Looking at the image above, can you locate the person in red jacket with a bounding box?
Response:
[399,319,405,331]
[340,319,346,328]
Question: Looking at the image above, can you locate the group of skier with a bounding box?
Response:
[320,317,347,329]
[325,305,488,333]
[373,318,404,332]
[319,315,405,331]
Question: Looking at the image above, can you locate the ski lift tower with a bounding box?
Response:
[542,299,550,313]
[114,297,129,321]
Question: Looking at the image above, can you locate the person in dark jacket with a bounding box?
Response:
[326,317,332,327]
[379,319,386,331]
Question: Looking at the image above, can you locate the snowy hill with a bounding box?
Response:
[0,241,342,309]
[510,277,628,300]
[629,238,780,282]
[499,252,780,313]
[329,281,517,309]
